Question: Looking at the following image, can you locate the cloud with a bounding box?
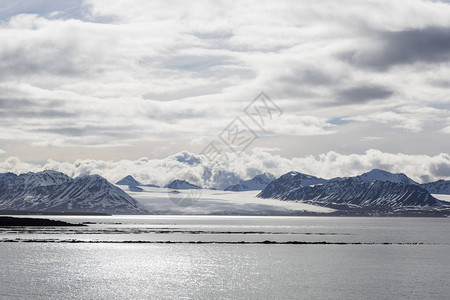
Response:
[348,27,450,71]
[1,149,449,188]
[337,85,393,104]
[278,64,341,88]
[0,0,449,158]
[344,112,424,132]
[442,126,450,134]
[361,136,384,141]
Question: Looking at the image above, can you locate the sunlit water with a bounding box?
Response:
[1,216,449,299]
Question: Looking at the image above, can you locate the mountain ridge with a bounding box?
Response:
[0,171,148,214]
[420,179,450,194]
[258,169,442,210]
[224,173,275,191]
[164,179,201,190]
[348,169,418,185]
[116,175,142,187]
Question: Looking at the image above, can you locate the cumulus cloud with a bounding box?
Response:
[1,150,449,188]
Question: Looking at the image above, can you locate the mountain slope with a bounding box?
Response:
[224,173,275,191]
[0,171,149,214]
[0,170,72,188]
[164,180,201,189]
[420,180,450,194]
[350,169,418,185]
[272,179,440,207]
[116,175,158,188]
[116,175,142,186]
[258,170,441,209]
[257,171,328,199]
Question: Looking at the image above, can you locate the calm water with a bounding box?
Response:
[1,216,449,299]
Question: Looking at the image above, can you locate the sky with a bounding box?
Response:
[0,0,449,184]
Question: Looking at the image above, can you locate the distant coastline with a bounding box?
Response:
[0,216,85,227]
[0,210,110,216]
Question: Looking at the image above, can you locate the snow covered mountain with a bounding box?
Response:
[347,169,449,195]
[164,180,201,190]
[224,173,275,191]
[258,170,441,209]
[257,171,328,199]
[349,169,418,185]
[116,175,159,189]
[261,178,440,208]
[0,171,149,214]
[116,175,142,186]
[420,180,450,194]
[0,170,72,188]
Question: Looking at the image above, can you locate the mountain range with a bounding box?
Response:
[1,168,449,216]
[420,180,450,194]
[349,169,418,185]
[254,171,327,198]
[257,169,448,212]
[0,171,148,214]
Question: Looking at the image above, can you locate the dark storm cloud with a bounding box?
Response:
[337,85,393,103]
[346,26,450,70]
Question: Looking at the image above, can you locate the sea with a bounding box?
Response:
[1,216,449,299]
